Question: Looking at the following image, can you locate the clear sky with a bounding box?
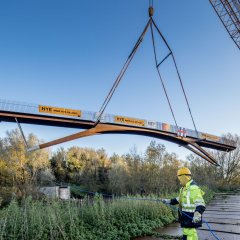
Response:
[0,0,239,159]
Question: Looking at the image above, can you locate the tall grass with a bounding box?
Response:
[0,196,175,240]
[0,186,214,240]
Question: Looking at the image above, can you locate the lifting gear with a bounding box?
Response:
[15,117,29,149]
[25,3,223,166]
[94,3,199,139]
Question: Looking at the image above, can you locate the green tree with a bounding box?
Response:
[214,134,240,187]
[108,154,129,194]
[51,147,68,182]
[188,133,240,189]
[0,129,50,199]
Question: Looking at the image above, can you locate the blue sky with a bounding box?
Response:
[0,0,239,159]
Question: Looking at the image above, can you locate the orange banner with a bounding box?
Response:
[39,105,81,117]
[114,116,145,127]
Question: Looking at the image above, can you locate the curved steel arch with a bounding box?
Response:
[29,123,220,166]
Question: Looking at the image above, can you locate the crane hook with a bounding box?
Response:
[148,6,154,17]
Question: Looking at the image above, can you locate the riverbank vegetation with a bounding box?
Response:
[0,196,174,240]
[1,129,239,203]
[0,187,215,240]
[0,129,239,239]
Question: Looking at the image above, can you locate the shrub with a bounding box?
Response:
[0,196,175,240]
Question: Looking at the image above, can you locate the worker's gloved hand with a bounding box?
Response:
[193,211,202,223]
[162,199,171,204]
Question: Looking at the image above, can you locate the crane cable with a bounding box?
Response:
[151,18,199,138]
[149,0,153,8]
[94,2,199,139]
[94,19,151,125]
[148,0,198,136]
[150,20,179,129]
[94,16,178,129]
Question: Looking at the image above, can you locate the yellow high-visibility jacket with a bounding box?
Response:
[170,179,206,228]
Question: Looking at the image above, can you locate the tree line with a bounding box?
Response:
[0,129,239,204]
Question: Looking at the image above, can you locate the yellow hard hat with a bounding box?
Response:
[177,167,191,176]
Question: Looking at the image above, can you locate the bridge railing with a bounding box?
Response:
[0,99,234,147]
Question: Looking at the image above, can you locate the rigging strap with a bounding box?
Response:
[94,7,199,140]
[94,19,151,125]
[150,20,179,129]
[15,117,29,149]
[151,19,199,137]
[27,5,208,164]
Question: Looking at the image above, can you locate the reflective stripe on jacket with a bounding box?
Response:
[179,179,205,213]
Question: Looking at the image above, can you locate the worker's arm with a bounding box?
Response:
[162,196,179,205]
[192,186,206,214]
[170,197,179,205]
[192,186,206,223]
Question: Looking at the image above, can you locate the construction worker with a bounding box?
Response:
[163,167,205,240]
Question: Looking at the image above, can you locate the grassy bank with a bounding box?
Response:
[0,196,175,240]
[0,186,215,240]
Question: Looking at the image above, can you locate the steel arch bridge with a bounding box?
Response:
[0,99,236,166]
